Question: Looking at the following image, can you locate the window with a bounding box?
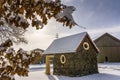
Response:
[83,42,90,50]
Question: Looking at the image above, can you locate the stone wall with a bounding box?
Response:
[53,49,98,76]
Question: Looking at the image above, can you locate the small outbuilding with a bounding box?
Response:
[44,32,99,76]
[94,33,120,63]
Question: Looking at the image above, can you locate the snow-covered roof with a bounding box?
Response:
[94,33,120,43]
[44,32,87,54]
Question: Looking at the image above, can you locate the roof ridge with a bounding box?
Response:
[55,32,87,40]
[94,33,120,42]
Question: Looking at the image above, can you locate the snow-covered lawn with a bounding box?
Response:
[15,63,120,80]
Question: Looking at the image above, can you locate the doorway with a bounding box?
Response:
[46,55,54,75]
[105,56,108,62]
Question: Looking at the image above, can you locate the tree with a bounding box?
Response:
[30,48,44,64]
[0,0,77,30]
[0,25,27,44]
[0,0,77,80]
[0,40,41,80]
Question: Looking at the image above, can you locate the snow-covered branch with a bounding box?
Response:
[0,40,41,80]
[0,0,77,29]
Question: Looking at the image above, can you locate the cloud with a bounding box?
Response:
[61,0,73,3]
[13,0,120,50]
[86,25,120,39]
[62,0,84,3]
[13,26,56,50]
[13,25,120,50]
[87,26,120,34]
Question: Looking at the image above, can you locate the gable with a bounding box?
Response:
[77,34,99,53]
[95,33,120,47]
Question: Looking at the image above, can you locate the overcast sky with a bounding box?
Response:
[14,0,120,50]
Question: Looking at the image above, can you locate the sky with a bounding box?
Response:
[14,0,120,50]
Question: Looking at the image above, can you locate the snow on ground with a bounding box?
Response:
[15,63,120,80]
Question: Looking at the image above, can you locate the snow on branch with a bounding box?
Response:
[0,39,42,80]
[0,0,77,29]
[0,24,27,44]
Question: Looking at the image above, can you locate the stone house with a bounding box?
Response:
[44,32,99,76]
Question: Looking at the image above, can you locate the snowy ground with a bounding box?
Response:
[15,63,120,80]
